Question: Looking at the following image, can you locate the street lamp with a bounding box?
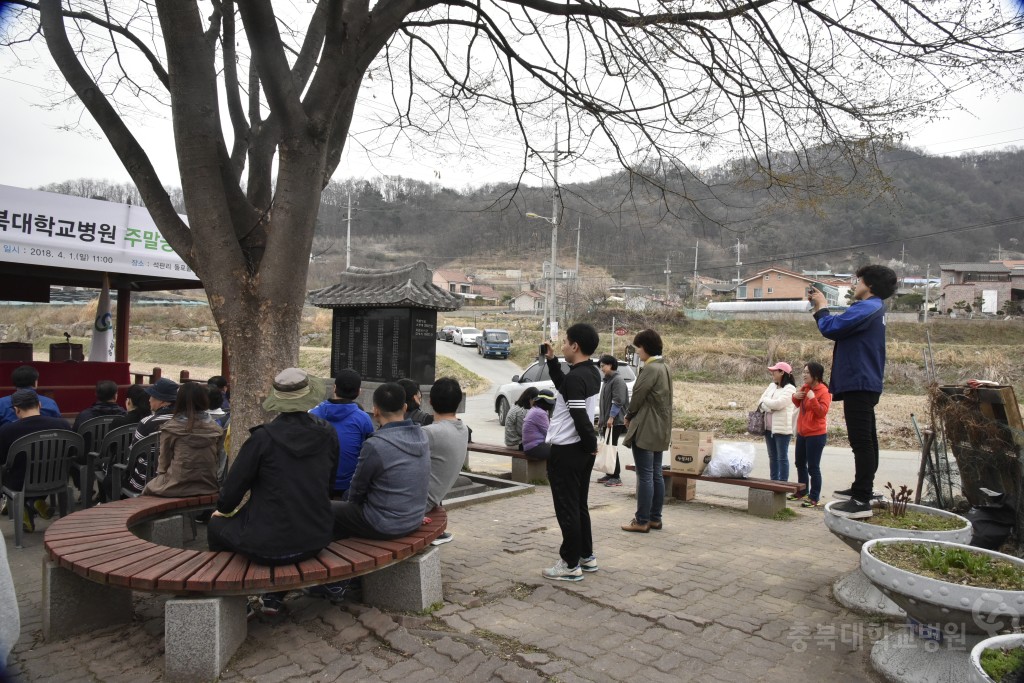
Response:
[526,212,559,339]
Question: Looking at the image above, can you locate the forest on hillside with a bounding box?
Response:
[41,145,1024,286]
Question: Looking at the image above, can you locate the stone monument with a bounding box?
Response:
[308,261,462,388]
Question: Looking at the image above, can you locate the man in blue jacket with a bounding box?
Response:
[0,366,62,427]
[310,369,374,497]
[810,264,898,520]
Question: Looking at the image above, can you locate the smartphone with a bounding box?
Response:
[539,343,549,356]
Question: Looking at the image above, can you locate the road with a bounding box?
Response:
[437,339,924,502]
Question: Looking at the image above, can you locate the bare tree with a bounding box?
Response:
[3,0,1021,444]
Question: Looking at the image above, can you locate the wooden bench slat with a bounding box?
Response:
[87,544,169,581]
[243,562,272,589]
[109,546,193,587]
[468,443,529,459]
[355,538,415,560]
[156,552,219,591]
[130,550,202,590]
[46,533,136,558]
[61,539,149,573]
[625,465,804,494]
[296,557,329,582]
[46,530,134,548]
[324,542,376,572]
[271,564,301,587]
[185,552,237,591]
[212,554,250,591]
[316,547,356,578]
[336,539,393,566]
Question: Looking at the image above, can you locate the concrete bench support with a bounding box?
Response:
[363,547,442,612]
[42,559,133,640]
[136,514,186,548]
[748,489,786,518]
[512,458,547,484]
[164,596,247,682]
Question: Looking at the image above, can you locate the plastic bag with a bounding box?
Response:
[703,442,756,478]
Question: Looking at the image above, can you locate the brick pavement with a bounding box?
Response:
[5,481,884,682]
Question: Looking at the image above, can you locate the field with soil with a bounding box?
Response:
[1,302,1020,450]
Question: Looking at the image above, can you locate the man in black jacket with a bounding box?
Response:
[540,323,601,582]
[208,368,337,615]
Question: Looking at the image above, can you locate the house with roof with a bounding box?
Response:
[736,267,847,307]
[432,268,473,296]
[510,289,545,313]
[938,262,1024,314]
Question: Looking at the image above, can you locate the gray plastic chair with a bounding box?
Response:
[1,429,83,548]
[88,424,137,506]
[112,432,159,499]
[73,415,117,507]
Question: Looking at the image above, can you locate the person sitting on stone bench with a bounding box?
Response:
[208,368,338,616]
[422,378,469,546]
[521,389,556,460]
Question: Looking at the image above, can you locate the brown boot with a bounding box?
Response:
[648,520,663,530]
[621,518,650,533]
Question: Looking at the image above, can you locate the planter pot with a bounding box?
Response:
[970,633,1024,683]
[824,502,972,618]
[861,538,1024,683]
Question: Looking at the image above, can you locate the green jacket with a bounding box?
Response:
[622,358,673,451]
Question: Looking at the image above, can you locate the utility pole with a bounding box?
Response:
[346,193,352,270]
[735,238,742,291]
[924,264,930,323]
[664,256,671,302]
[692,242,699,307]
[549,124,560,339]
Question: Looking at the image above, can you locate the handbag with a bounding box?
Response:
[593,429,617,475]
[746,404,766,436]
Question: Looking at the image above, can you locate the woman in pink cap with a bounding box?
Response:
[756,362,797,481]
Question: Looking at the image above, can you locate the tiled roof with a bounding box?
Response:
[308,261,463,311]
[939,263,1010,273]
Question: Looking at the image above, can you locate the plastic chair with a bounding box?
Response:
[112,432,159,499]
[88,424,137,506]
[73,415,117,507]
[1,429,83,548]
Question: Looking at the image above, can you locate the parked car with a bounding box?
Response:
[493,358,636,424]
[438,325,457,341]
[453,327,481,347]
[477,329,512,358]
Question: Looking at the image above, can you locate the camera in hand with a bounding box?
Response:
[539,343,549,356]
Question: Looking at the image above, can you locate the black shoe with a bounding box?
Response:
[830,499,873,520]
[833,487,855,500]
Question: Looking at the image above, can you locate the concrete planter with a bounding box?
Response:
[970,633,1024,683]
[824,502,972,618]
[861,538,1024,683]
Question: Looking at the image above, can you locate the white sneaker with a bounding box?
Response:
[541,559,583,582]
[431,532,453,546]
[580,555,598,573]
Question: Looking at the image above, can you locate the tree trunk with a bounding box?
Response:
[211,283,306,463]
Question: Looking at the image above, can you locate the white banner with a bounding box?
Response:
[88,273,115,362]
[0,184,198,281]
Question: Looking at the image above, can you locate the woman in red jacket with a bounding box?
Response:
[791,362,832,508]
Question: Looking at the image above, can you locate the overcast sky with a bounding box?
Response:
[1,47,1022,192]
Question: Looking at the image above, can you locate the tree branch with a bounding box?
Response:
[237,0,307,129]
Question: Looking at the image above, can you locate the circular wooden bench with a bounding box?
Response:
[42,494,447,681]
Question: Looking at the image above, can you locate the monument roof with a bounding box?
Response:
[308,261,463,311]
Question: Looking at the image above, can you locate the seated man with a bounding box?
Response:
[72,379,127,433]
[208,368,338,615]
[0,366,62,427]
[398,378,433,426]
[0,389,73,532]
[126,377,180,495]
[332,382,429,541]
[422,377,468,545]
[208,375,230,414]
[310,368,374,498]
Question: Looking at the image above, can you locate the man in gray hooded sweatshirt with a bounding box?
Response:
[332,382,430,540]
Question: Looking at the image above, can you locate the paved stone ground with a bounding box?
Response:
[5,480,886,682]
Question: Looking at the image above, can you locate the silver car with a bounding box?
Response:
[452,326,481,346]
[493,358,636,425]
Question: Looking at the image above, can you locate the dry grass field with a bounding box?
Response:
[1,302,1020,449]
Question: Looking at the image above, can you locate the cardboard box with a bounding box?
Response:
[669,430,714,475]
